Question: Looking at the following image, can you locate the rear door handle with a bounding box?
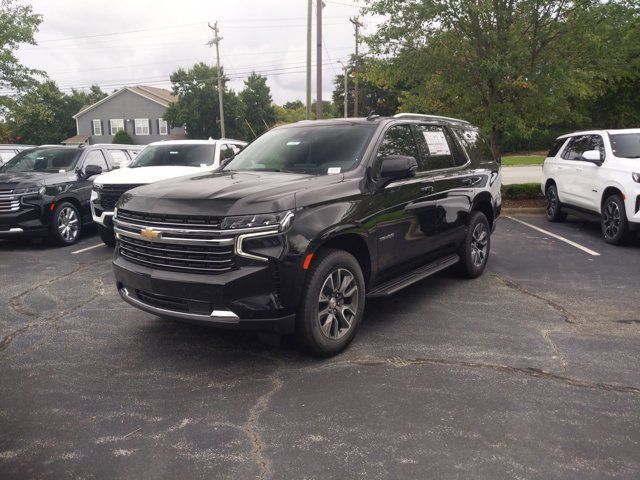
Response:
[420,185,434,193]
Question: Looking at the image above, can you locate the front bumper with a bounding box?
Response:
[113,255,296,334]
[90,191,113,228]
[0,204,47,237]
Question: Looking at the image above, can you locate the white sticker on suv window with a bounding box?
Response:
[327,167,341,174]
[287,141,301,146]
[423,131,451,156]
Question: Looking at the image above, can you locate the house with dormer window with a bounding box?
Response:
[64,85,186,145]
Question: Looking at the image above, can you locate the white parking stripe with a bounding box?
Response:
[505,216,601,256]
[71,243,104,254]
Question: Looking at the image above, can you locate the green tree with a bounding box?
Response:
[8,81,70,144]
[112,130,134,144]
[164,62,246,140]
[274,104,307,125]
[8,82,107,144]
[332,57,400,117]
[0,0,44,112]
[364,0,637,156]
[239,72,276,138]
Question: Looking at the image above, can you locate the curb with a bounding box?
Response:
[502,207,545,215]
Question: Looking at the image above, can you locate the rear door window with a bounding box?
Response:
[415,125,464,171]
[106,149,130,168]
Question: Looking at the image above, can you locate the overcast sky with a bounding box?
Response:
[16,0,376,105]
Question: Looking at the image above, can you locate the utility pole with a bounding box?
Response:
[339,61,348,118]
[207,21,225,138]
[349,16,363,117]
[306,0,312,120]
[316,0,323,119]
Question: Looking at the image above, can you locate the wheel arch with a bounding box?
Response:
[544,178,557,192]
[601,185,625,208]
[471,192,495,228]
[312,232,373,286]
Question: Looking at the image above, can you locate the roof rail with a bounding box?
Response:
[393,113,471,125]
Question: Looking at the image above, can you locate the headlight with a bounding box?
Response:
[13,186,42,195]
[632,172,640,183]
[221,211,294,231]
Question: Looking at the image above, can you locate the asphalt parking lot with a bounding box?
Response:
[1,216,639,480]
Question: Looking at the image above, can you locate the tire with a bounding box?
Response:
[455,211,491,279]
[545,184,567,222]
[295,249,366,357]
[601,194,630,245]
[49,201,82,246]
[98,224,116,247]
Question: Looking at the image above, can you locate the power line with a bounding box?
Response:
[0,61,347,95]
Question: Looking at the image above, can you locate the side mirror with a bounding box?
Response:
[83,164,103,178]
[581,150,603,165]
[380,155,418,181]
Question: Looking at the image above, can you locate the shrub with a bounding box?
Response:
[501,183,543,199]
[112,130,134,144]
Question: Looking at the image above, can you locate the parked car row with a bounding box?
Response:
[0,139,246,245]
[542,128,640,244]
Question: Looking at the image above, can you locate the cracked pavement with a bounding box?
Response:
[0,215,639,479]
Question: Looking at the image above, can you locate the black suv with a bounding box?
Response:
[113,114,501,356]
[0,144,141,245]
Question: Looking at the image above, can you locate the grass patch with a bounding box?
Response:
[501,155,545,166]
[502,183,543,199]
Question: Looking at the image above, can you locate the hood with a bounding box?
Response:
[118,170,342,216]
[0,170,76,190]
[96,165,208,185]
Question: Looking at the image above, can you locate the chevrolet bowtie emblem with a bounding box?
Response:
[140,227,161,241]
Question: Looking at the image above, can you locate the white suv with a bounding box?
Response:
[542,129,640,244]
[91,138,246,246]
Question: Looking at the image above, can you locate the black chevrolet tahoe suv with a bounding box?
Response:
[113,114,502,356]
[0,144,141,245]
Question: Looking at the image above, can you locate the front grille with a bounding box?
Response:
[98,184,142,211]
[117,231,235,274]
[117,209,222,230]
[0,189,20,213]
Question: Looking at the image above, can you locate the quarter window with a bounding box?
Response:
[135,119,150,136]
[92,119,102,136]
[158,118,168,135]
[452,128,494,164]
[547,138,566,158]
[110,119,124,135]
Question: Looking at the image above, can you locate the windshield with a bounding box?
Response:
[129,144,216,168]
[0,148,81,173]
[609,133,640,159]
[224,124,376,175]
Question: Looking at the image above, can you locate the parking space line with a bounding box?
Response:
[505,216,601,256]
[71,243,104,254]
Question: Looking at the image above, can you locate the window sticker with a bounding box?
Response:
[423,130,451,156]
[287,141,301,146]
[327,167,341,174]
